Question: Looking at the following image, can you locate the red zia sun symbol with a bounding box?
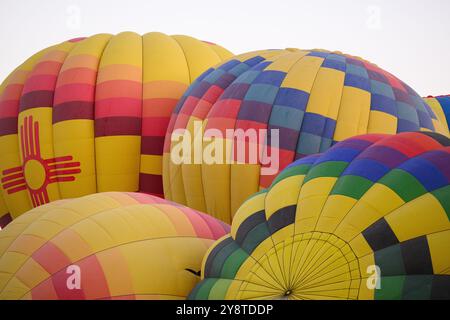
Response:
[1,116,81,207]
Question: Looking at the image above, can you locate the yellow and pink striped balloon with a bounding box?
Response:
[0,32,233,228]
[0,192,230,299]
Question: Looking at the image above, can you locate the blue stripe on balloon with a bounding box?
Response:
[371,93,397,116]
[343,158,390,182]
[437,96,450,127]
[215,73,237,90]
[244,56,265,67]
[367,69,389,84]
[315,147,362,164]
[307,51,329,58]
[287,154,321,168]
[253,70,286,86]
[219,59,241,71]
[397,102,419,124]
[370,79,395,100]
[245,84,279,104]
[269,105,305,130]
[358,145,408,168]
[274,88,309,111]
[399,156,449,191]
[229,63,251,78]
[417,109,434,130]
[397,118,420,133]
[345,73,371,91]
[332,138,375,151]
[323,59,346,72]
[220,83,250,100]
[421,150,450,182]
[238,100,272,123]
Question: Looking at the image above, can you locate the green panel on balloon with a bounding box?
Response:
[331,175,373,199]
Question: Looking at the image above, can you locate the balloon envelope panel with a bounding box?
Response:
[163,49,447,224]
[0,192,230,300]
[188,132,450,300]
[424,95,450,136]
[0,32,233,228]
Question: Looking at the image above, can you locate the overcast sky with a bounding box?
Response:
[0,0,448,96]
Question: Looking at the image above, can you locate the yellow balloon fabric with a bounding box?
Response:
[0,192,230,300]
[189,132,450,300]
[423,95,450,137]
[163,49,447,224]
[0,32,233,228]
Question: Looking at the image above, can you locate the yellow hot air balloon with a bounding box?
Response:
[0,32,233,228]
[189,132,450,300]
[0,192,230,299]
[163,49,448,224]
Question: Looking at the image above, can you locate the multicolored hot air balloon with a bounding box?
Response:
[0,32,233,228]
[189,132,450,300]
[163,49,448,223]
[0,192,230,299]
[424,95,450,136]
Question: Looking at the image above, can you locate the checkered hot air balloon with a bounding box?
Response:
[188,132,450,300]
[0,32,233,228]
[163,49,449,224]
[0,192,230,299]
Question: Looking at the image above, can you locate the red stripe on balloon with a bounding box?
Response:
[23,61,62,87]
[126,192,167,205]
[75,255,110,299]
[68,37,86,43]
[208,99,242,118]
[138,173,164,196]
[142,98,178,116]
[32,241,72,275]
[0,83,24,101]
[53,101,94,123]
[0,100,20,118]
[53,83,95,105]
[95,98,142,118]
[95,80,142,101]
[0,117,18,135]
[19,90,54,111]
[31,278,59,300]
[0,213,12,228]
[179,208,215,239]
[21,74,58,92]
[141,117,170,136]
[140,136,165,155]
[187,207,231,238]
[376,132,443,157]
[51,267,86,300]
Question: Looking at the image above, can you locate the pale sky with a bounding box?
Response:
[0,0,449,96]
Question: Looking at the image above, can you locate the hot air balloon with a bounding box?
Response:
[189,132,450,300]
[0,32,233,228]
[0,192,230,299]
[424,95,450,136]
[163,49,448,224]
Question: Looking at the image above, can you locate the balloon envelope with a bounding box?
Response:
[163,49,448,223]
[189,132,450,300]
[0,192,230,299]
[0,32,233,227]
[424,95,450,136]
